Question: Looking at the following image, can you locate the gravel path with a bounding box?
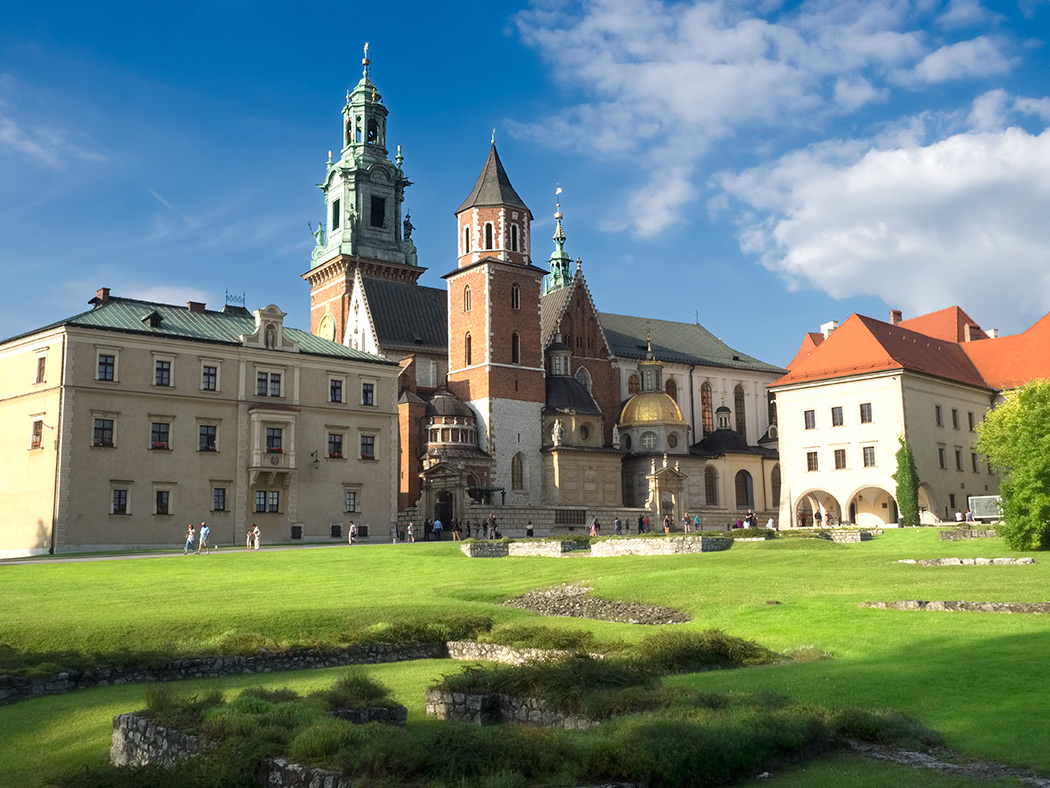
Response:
[502,584,690,625]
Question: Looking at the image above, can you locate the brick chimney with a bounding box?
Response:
[187,301,206,313]
[890,309,902,325]
[90,287,111,309]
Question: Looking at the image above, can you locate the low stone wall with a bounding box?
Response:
[0,643,445,708]
[590,536,733,557]
[331,705,408,726]
[111,712,202,767]
[447,641,592,665]
[862,600,1050,614]
[459,541,510,558]
[425,688,597,729]
[508,540,590,557]
[939,529,999,541]
[898,557,1035,566]
[822,529,879,543]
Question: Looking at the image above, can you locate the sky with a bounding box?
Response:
[2,0,1049,368]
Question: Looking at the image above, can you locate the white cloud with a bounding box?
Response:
[718,125,1050,330]
[514,0,1015,236]
[121,285,212,307]
[937,0,996,29]
[0,79,106,168]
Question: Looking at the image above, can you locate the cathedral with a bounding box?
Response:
[303,53,786,533]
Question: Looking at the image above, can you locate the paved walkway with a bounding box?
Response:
[0,542,389,566]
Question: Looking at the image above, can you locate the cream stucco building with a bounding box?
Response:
[0,289,398,557]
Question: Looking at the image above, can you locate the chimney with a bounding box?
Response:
[187,301,206,313]
[988,328,999,339]
[890,309,902,325]
[90,287,111,309]
[820,320,838,339]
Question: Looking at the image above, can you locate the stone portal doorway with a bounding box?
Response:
[435,491,453,525]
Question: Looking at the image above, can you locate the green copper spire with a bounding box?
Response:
[543,185,572,295]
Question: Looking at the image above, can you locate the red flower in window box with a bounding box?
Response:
[328,451,343,459]
[94,439,113,447]
[267,447,283,453]
[152,442,169,450]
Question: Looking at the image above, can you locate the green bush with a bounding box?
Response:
[826,707,943,750]
[633,629,779,672]
[287,720,356,769]
[479,623,599,652]
[312,668,394,710]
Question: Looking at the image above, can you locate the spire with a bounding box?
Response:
[362,41,370,79]
[543,184,572,294]
[456,143,531,215]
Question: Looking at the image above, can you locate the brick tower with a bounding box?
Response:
[302,45,421,345]
[445,144,547,504]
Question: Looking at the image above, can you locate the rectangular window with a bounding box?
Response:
[257,372,268,396]
[213,487,227,512]
[806,451,819,472]
[331,198,341,231]
[968,411,976,431]
[935,405,943,426]
[949,493,957,510]
[151,422,170,450]
[955,449,963,471]
[834,449,846,470]
[266,428,283,452]
[199,425,217,452]
[804,410,816,430]
[951,409,960,429]
[330,379,343,403]
[112,489,128,515]
[362,382,374,406]
[328,433,343,458]
[345,491,357,513]
[360,434,375,460]
[267,491,280,513]
[859,403,873,423]
[255,491,266,513]
[938,447,947,469]
[98,354,115,381]
[35,356,46,384]
[201,365,217,391]
[93,418,114,447]
[831,407,843,427]
[31,420,43,449]
[971,452,979,473]
[155,360,171,387]
[863,446,876,467]
[270,373,281,397]
[156,490,170,515]
[370,195,385,228]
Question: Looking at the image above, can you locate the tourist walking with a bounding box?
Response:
[526,520,534,537]
[682,513,690,533]
[407,522,415,542]
[196,522,210,554]
[637,515,644,534]
[614,517,622,535]
[250,523,261,550]
[183,524,196,554]
[663,515,670,534]
[433,518,443,541]
[348,521,358,545]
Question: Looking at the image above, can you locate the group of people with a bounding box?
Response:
[405,516,503,542]
[183,522,211,554]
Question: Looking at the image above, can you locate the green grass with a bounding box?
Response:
[1,529,1048,784]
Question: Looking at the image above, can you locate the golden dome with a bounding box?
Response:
[618,392,686,428]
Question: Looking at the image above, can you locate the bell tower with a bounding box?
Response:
[303,44,421,345]
[445,143,546,504]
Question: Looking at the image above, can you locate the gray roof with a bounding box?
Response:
[545,376,602,415]
[12,297,394,364]
[540,284,573,347]
[456,144,532,216]
[598,313,785,374]
[361,278,447,353]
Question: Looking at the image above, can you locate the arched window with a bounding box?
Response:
[701,383,713,434]
[735,470,754,508]
[628,374,640,395]
[704,467,718,506]
[510,224,519,251]
[511,453,524,490]
[464,333,472,366]
[463,285,471,313]
[734,385,746,438]
[511,283,520,310]
[484,222,494,250]
[463,226,471,255]
[367,118,378,144]
[575,366,592,393]
[511,332,521,364]
[665,379,678,402]
[771,464,781,506]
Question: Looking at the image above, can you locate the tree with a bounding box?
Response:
[976,379,1050,551]
[892,436,920,528]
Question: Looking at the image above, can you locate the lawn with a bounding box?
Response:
[0,529,1047,785]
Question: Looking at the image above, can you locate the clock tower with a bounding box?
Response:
[303,46,422,345]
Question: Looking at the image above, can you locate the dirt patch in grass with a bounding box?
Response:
[503,584,690,625]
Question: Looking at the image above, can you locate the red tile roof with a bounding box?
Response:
[773,313,991,390]
[786,332,824,371]
[962,311,1050,390]
[898,306,988,343]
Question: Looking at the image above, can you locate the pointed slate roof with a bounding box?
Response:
[773,313,990,389]
[456,144,532,217]
[598,313,785,374]
[360,278,447,354]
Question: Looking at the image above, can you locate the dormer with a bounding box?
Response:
[241,305,300,352]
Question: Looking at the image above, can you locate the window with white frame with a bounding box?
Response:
[212,486,228,512]
[360,434,376,460]
[201,363,219,391]
[93,416,115,447]
[30,419,44,449]
[330,377,344,403]
[256,370,283,397]
[831,406,843,426]
[34,353,47,384]
[806,451,819,471]
[804,410,816,430]
[154,486,172,515]
[111,486,130,515]
[344,488,359,513]
[266,427,283,453]
[361,381,375,406]
[154,358,172,387]
[150,421,171,450]
[484,222,494,250]
[834,448,846,469]
[328,432,344,458]
[97,351,117,382]
[199,423,217,452]
[862,446,876,467]
[255,490,280,513]
[859,403,873,423]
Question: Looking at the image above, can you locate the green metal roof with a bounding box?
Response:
[8,297,395,365]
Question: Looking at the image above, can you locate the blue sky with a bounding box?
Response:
[3,0,1049,367]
